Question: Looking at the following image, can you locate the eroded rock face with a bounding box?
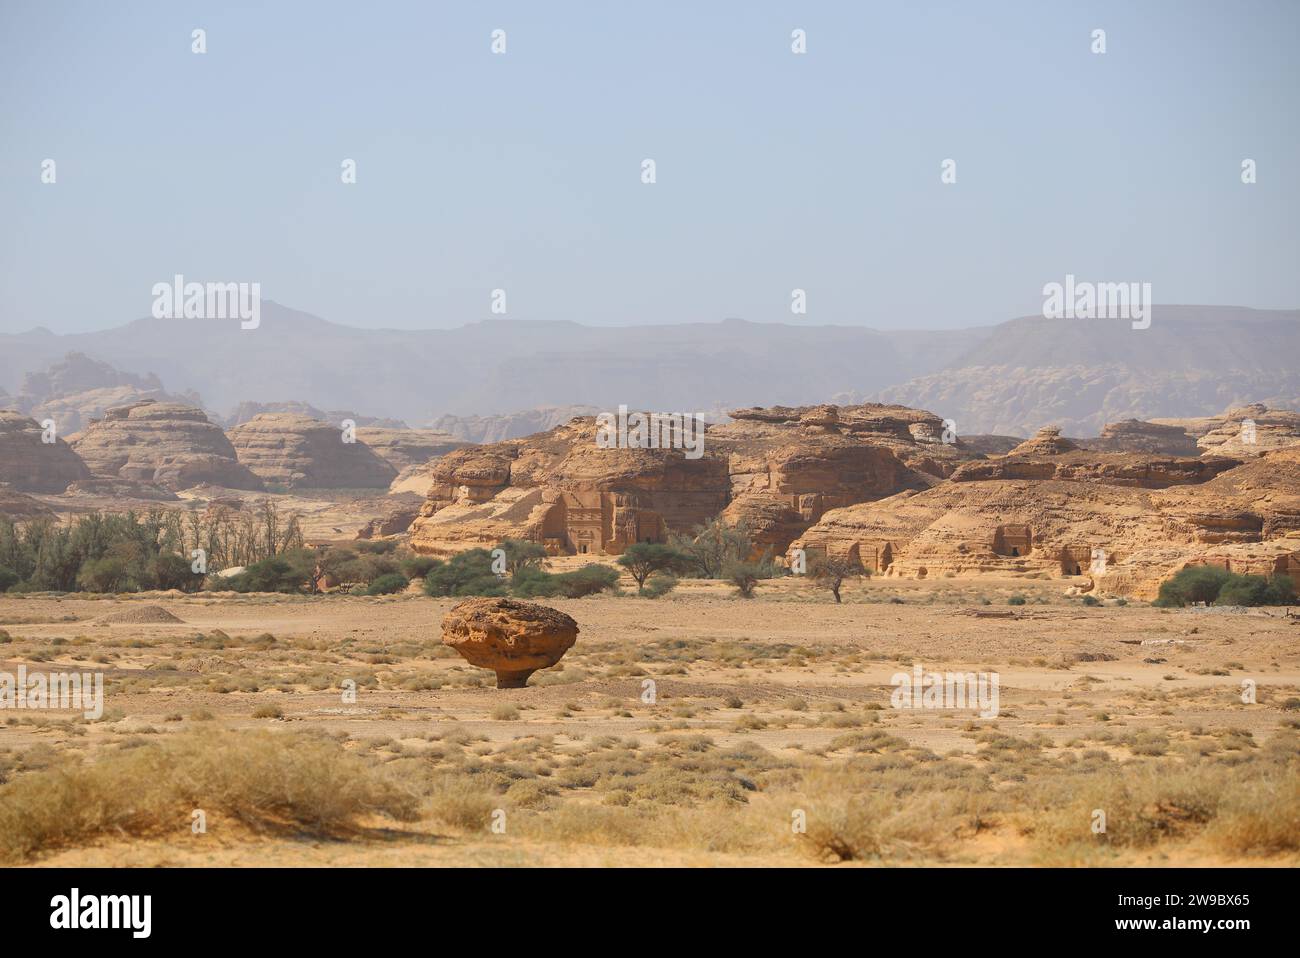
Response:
[0,409,92,493]
[441,597,579,688]
[70,400,263,492]
[790,445,1300,598]
[354,427,470,471]
[409,404,975,558]
[1005,427,1078,457]
[227,414,398,489]
[949,452,1240,488]
[0,483,54,519]
[1079,419,1199,456]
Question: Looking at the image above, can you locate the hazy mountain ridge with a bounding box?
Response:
[1,304,1295,434]
[877,307,1300,435]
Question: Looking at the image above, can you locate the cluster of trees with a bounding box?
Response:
[0,503,308,595]
[0,511,201,594]
[422,541,620,599]
[1154,566,1297,608]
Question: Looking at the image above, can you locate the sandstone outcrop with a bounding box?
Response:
[409,404,982,558]
[227,414,398,489]
[949,452,1240,488]
[790,445,1300,598]
[70,400,263,492]
[441,597,579,688]
[1005,427,1078,457]
[0,484,54,520]
[0,410,92,492]
[1078,419,1199,456]
[354,427,470,471]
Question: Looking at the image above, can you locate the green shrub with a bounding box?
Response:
[226,550,316,594]
[366,573,410,595]
[400,555,439,578]
[0,567,20,593]
[422,549,507,597]
[1215,573,1296,607]
[642,573,679,599]
[1154,566,1295,607]
[1081,594,1101,607]
[1007,595,1027,606]
[554,565,620,598]
[511,566,563,598]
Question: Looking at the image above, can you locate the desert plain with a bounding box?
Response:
[3,572,1297,868]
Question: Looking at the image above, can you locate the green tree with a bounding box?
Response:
[616,542,688,592]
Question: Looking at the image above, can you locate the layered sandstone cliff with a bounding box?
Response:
[227,414,398,489]
[70,400,263,492]
[0,410,92,493]
[790,445,1300,598]
[409,403,985,558]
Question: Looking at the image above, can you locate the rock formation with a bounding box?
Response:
[1078,419,1199,456]
[1160,404,1300,458]
[354,427,470,471]
[1005,427,1078,457]
[409,403,986,558]
[70,400,264,492]
[441,597,579,688]
[0,484,54,519]
[429,405,602,444]
[790,444,1300,598]
[227,414,398,489]
[0,410,92,493]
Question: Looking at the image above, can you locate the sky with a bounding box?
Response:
[1,0,1297,334]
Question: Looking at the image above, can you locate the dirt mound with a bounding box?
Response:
[97,605,184,624]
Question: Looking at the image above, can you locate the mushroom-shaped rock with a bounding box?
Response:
[441,597,578,689]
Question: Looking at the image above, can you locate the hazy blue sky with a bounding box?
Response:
[1,0,1297,334]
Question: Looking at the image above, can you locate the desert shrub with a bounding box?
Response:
[1154,566,1295,607]
[422,549,507,597]
[496,539,547,577]
[354,539,398,555]
[810,555,868,603]
[642,573,678,599]
[366,573,410,595]
[1215,573,1296,607]
[251,704,284,719]
[400,555,439,578]
[0,729,420,861]
[554,565,620,598]
[424,773,494,831]
[668,518,757,579]
[1154,566,1231,607]
[1007,595,1027,606]
[226,550,316,593]
[1081,594,1101,607]
[511,566,563,598]
[0,567,19,593]
[725,560,777,598]
[147,553,204,592]
[76,556,134,593]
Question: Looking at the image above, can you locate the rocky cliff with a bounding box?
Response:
[70,400,263,492]
[227,413,398,489]
[0,410,92,493]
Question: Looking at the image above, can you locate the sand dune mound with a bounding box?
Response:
[97,605,184,624]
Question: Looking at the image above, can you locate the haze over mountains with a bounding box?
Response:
[1,303,1296,437]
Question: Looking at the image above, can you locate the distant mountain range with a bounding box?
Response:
[1,303,1295,436]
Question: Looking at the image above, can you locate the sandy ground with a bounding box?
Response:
[2,575,1298,867]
